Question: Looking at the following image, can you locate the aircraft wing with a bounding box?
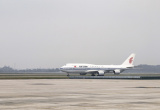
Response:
[85,70,99,73]
[85,70,113,73]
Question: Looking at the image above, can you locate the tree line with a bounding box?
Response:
[0,65,160,73]
[0,66,60,73]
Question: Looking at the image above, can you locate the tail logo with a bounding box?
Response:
[129,57,133,64]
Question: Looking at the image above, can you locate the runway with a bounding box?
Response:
[0,79,160,110]
[69,75,160,79]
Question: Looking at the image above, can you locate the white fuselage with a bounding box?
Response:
[60,63,130,73]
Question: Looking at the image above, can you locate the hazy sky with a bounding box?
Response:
[0,0,160,69]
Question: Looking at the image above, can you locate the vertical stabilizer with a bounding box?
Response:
[122,53,136,67]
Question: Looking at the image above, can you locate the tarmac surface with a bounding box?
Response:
[0,79,160,110]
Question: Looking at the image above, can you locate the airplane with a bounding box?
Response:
[60,53,135,76]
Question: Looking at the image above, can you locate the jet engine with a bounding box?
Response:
[113,69,121,74]
[98,70,104,76]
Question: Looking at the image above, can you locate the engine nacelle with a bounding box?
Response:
[114,69,121,74]
[98,70,104,76]
[80,73,87,75]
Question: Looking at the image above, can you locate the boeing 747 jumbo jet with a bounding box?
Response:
[60,53,135,76]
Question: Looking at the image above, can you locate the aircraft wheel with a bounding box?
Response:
[91,74,95,76]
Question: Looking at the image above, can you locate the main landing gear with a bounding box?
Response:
[91,73,95,76]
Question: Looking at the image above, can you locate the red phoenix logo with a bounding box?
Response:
[74,66,76,67]
[129,57,133,64]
